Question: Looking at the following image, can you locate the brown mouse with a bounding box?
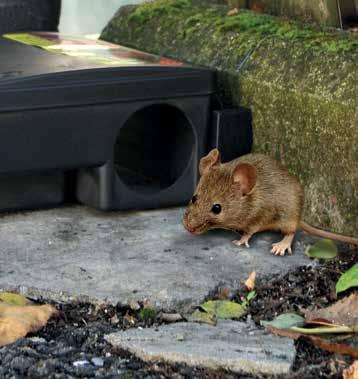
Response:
[182,149,358,256]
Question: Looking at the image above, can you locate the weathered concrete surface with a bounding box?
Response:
[101,0,358,235]
[0,206,313,311]
[105,320,296,375]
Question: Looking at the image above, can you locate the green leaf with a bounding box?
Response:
[247,291,256,301]
[260,313,305,329]
[241,291,257,309]
[305,239,338,260]
[336,264,358,294]
[291,325,354,334]
[0,292,31,306]
[200,300,246,319]
[187,309,217,325]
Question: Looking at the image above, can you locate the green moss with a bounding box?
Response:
[185,13,203,27]
[138,307,157,321]
[102,1,357,73]
[236,69,357,233]
[128,0,191,24]
[114,1,357,56]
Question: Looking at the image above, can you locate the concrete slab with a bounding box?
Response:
[0,206,313,311]
[105,320,296,375]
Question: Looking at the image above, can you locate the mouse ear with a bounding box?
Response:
[199,149,221,176]
[232,163,257,195]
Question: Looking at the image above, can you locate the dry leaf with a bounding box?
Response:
[244,271,256,290]
[124,314,136,325]
[304,293,358,329]
[227,8,239,16]
[343,361,358,379]
[159,312,183,322]
[0,303,58,346]
[308,336,358,359]
[267,325,301,340]
[291,325,353,334]
[267,326,358,358]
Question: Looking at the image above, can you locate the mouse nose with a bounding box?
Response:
[185,227,197,234]
[182,217,195,233]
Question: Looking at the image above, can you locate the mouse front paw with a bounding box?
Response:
[233,233,252,248]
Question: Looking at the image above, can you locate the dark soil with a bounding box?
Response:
[0,252,356,379]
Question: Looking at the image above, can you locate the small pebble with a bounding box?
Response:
[175,333,185,341]
[91,357,104,367]
[128,300,141,311]
[73,360,90,367]
[110,314,120,325]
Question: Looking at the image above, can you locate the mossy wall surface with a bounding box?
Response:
[101,0,358,235]
[225,0,356,27]
[236,0,342,27]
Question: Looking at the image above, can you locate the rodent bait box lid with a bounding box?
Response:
[0,32,215,112]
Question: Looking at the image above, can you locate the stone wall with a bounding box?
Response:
[225,0,356,27]
[101,0,358,235]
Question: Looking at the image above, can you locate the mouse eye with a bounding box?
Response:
[211,204,222,214]
[191,195,197,204]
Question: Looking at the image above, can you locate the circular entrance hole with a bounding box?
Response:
[115,104,195,194]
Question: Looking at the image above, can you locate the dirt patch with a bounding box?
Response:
[0,251,356,378]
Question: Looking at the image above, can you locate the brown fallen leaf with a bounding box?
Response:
[124,314,136,326]
[244,271,256,291]
[267,325,358,358]
[304,293,358,329]
[309,335,358,359]
[267,325,301,340]
[0,303,58,346]
[343,360,358,379]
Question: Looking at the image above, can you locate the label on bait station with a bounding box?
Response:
[3,32,182,67]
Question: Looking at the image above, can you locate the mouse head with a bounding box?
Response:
[183,149,257,234]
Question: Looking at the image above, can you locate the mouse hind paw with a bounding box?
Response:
[271,233,295,256]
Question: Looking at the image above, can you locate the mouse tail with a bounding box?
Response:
[300,221,358,246]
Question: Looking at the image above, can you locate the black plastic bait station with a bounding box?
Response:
[0,32,252,212]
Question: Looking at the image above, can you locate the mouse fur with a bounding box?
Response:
[183,149,358,255]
